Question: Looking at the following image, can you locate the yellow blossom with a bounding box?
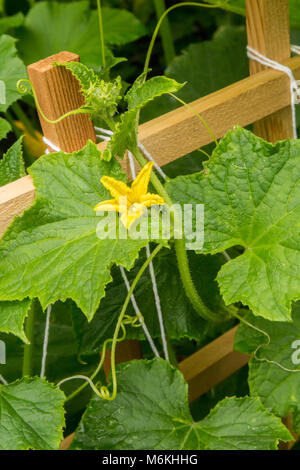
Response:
[94,161,165,228]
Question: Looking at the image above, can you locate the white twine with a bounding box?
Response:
[127,150,169,361]
[0,374,8,385]
[43,136,61,153]
[119,266,160,358]
[39,136,55,379]
[40,304,52,378]
[291,44,300,55]
[96,127,167,179]
[247,45,300,138]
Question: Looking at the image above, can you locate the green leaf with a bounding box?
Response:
[141,26,248,122]
[126,75,185,110]
[235,303,300,433]
[0,12,24,35]
[0,141,148,320]
[0,137,25,186]
[54,61,122,119]
[0,299,31,343]
[0,35,26,113]
[0,117,11,141]
[73,248,233,356]
[105,76,184,160]
[0,301,100,418]
[16,1,146,69]
[204,1,300,30]
[0,137,28,344]
[72,359,291,450]
[0,377,65,450]
[166,127,300,322]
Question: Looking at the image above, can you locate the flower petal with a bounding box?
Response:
[94,198,119,212]
[141,193,165,207]
[101,176,131,199]
[131,162,154,201]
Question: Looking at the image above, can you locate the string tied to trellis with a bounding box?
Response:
[247,45,300,139]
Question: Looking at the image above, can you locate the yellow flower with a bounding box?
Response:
[94,161,165,228]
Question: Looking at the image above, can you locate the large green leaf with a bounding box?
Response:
[0,117,11,141]
[0,377,65,450]
[166,127,300,322]
[72,359,291,450]
[0,35,26,113]
[0,141,148,320]
[0,137,25,186]
[73,248,233,356]
[141,26,248,122]
[235,303,300,433]
[16,1,146,69]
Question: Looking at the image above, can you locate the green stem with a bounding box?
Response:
[132,147,229,323]
[22,301,37,377]
[144,2,217,76]
[97,0,106,68]
[174,238,225,322]
[109,244,163,400]
[153,0,175,66]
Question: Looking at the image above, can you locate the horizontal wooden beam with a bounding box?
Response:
[1,55,300,237]
[178,326,249,402]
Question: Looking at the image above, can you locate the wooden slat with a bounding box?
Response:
[179,326,249,403]
[246,0,293,141]
[27,51,96,152]
[2,55,300,237]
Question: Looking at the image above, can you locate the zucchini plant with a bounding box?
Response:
[0,0,300,451]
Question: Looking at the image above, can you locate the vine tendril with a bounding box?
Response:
[59,315,141,402]
[234,311,300,373]
[169,92,218,147]
[60,244,163,403]
[17,78,90,125]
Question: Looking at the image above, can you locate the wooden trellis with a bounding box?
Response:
[0,0,299,449]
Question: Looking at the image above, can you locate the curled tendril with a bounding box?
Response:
[16,78,89,125]
[234,311,300,374]
[58,313,142,402]
[59,244,163,403]
[17,78,32,95]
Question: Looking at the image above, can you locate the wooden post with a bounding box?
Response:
[27,52,142,365]
[27,51,96,152]
[246,0,293,142]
